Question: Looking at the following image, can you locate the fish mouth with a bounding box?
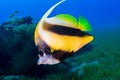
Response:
[37,50,73,65]
[47,25,91,37]
[37,53,60,65]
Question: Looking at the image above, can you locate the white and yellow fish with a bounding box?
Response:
[34,0,93,65]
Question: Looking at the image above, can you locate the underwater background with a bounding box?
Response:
[0,0,120,80]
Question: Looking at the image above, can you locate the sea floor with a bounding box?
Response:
[0,26,120,80]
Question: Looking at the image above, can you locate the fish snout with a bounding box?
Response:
[37,53,60,65]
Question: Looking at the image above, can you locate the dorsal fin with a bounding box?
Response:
[45,14,77,28]
[77,16,92,31]
[39,0,66,25]
[45,14,92,32]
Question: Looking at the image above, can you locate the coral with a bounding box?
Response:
[0,16,33,28]
[0,15,38,74]
[17,16,33,25]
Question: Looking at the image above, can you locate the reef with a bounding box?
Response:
[0,15,38,74]
[0,12,120,80]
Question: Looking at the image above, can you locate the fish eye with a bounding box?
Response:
[38,50,43,56]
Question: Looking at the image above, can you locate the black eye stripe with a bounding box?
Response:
[48,25,90,36]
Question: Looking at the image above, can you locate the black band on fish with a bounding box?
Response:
[48,25,90,36]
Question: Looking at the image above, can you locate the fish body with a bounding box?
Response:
[34,0,93,65]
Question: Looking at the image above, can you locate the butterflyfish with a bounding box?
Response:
[34,0,93,65]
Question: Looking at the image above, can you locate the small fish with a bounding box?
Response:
[9,14,15,18]
[34,0,93,65]
[14,10,19,14]
[9,10,19,18]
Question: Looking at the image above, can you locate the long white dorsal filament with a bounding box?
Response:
[40,0,66,25]
[38,0,66,47]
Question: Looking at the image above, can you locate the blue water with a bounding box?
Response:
[0,0,120,30]
[0,0,120,79]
